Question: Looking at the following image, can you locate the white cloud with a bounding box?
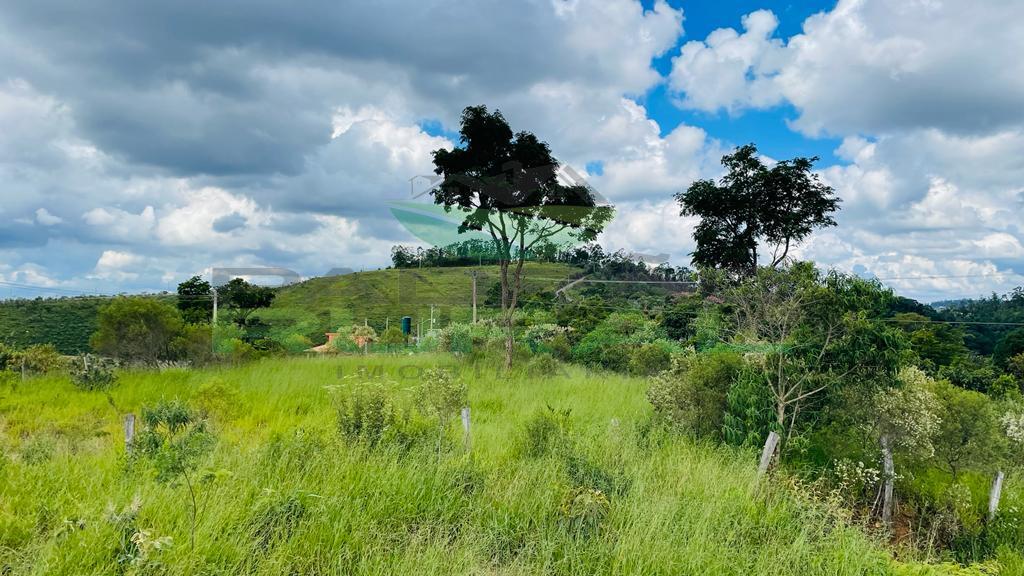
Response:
[668,9,785,113]
[91,250,144,281]
[34,208,62,226]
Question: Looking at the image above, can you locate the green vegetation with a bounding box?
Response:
[0,297,108,354]
[0,355,975,574]
[267,262,578,344]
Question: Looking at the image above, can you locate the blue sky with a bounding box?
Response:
[1,0,1023,303]
[641,0,843,163]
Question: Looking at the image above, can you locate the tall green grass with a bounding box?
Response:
[0,356,954,574]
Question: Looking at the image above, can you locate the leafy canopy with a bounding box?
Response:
[430,105,613,253]
[676,144,840,274]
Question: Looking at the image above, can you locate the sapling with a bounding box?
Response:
[416,368,467,457]
[134,400,215,553]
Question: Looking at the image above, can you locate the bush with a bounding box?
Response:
[572,327,630,372]
[279,333,313,355]
[628,341,674,376]
[135,400,214,482]
[379,326,407,350]
[722,366,776,447]
[520,406,572,458]
[0,342,16,371]
[69,354,118,391]
[332,380,431,451]
[170,323,214,365]
[91,297,184,364]
[559,487,609,535]
[526,352,561,377]
[416,368,468,452]
[15,344,67,376]
[648,348,744,439]
[335,382,394,448]
[572,312,669,372]
[194,379,243,420]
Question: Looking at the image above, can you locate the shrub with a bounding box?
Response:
[194,379,242,421]
[0,342,16,371]
[559,487,609,535]
[520,406,572,458]
[279,333,313,354]
[572,312,669,372]
[251,490,308,550]
[334,382,394,448]
[572,328,630,372]
[416,368,468,453]
[928,377,1002,479]
[526,352,561,377]
[13,344,67,376]
[91,297,184,364]
[170,323,214,365]
[69,354,118,391]
[379,326,407,350]
[648,348,744,439]
[348,324,378,352]
[722,366,776,447]
[628,341,674,376]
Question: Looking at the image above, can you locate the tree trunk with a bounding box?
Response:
[880,434,894,529]
[499,258,513,370]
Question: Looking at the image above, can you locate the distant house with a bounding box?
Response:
[309,332,339,353]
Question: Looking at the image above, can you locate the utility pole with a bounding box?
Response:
[212,288,218,324]
[471,270,478,324]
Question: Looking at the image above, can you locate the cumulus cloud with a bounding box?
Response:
[668,9,785,113]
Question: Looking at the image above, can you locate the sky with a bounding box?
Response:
[1,0,1023,303]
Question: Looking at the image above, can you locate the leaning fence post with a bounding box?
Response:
[461,407,471,452]
[989,470,1005,521]
[758,431,780,476]
[880,434,895,528]
[124,413,136,454]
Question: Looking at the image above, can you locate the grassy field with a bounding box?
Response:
[0,354,969,575]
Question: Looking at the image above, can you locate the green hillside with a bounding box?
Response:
[0,297,108,354]
[0,264,579,353]
[261,263,580,344]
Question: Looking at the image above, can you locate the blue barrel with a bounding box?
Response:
[401,316,412,335]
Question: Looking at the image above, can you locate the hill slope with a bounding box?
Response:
[0,297,109,354]
[263,263,580,342]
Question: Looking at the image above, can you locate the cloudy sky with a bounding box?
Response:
[1,0,1022,303]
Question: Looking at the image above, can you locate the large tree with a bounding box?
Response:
[91,297,184,363]
[677,144,840,275]
[431,105,612,368]
[176,276,213,324]
[217,278,275,326]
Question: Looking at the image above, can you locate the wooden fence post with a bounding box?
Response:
[461,407,471,452]
[881,434,894,528]
[758,431,780,476]
[124,414,136,454]
[989,471,1005,521]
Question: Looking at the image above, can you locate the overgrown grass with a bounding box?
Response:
[0,356,980,574]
